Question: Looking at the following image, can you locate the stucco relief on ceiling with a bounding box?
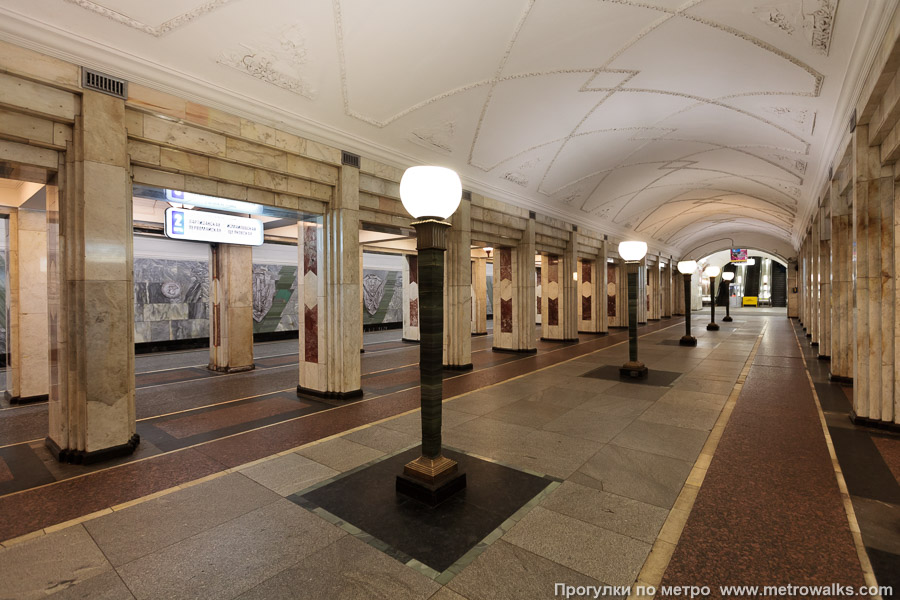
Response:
[753,0,838,55]
[63,0,234,37]
[218,25,316,99]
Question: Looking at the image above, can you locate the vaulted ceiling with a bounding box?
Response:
[0,0,892,257]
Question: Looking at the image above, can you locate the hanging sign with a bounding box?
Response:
[164,207,264,246]
[730,249,748,262]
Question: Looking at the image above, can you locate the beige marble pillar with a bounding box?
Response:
[402,254,420,342]
[535,261,542,326]
[852,124,893,423]
[492,219,536,352]
[818,201,832,359]
[810,217,820,345]
[787,258,799,318]
[47,91,137,463]
[443,197,472,369]
[208,244,254,373]
[661,261,672,318]
[598,243,609,333]
[879,173,894,422]
[7,208,50,403]
[831,184,852,380]
[297,166,362,399]
[471,256,487,335]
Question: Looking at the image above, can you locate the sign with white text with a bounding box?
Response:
[164,207,264,246]
[165,189,263,215]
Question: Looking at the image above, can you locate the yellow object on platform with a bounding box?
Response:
[742,296,758,307]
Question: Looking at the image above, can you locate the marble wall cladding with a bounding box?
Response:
[0,252,6,356]
[133,257,300,343]
[607,263,617,325]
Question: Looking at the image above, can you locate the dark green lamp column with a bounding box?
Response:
[677,260,697,346]
[705,265,720,331]
[618,241,648,379]
[395,166,467,506]
[722,270,734,322]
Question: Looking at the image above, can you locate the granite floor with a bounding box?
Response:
[1,312,882,600]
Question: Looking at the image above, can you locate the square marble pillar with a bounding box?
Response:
[402,254,420,342]
[298,166,362,399]
[818,202,832,359]
[637,260,648,325]
[787,258,799,318]
[577,259,601,333]
[47,91,137,464]
[647,259,661,321]
[852,124,893,422]
[492,220,536,352]
[443,196,472,369]
[471,257,487,335]
[831,184,852,378]
[208,244,254,373]
[7,208,50,403]
[540,254,561,340]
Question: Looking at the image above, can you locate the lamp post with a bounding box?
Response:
[395,166,467,505]
[677,260,697,346]
[722,271,734,322]
[705,265,720,331]
[619,241,648,379]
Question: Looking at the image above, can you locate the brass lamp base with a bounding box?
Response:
[403,454,459,484]
[397,454,467,506]
[619,360,648,379]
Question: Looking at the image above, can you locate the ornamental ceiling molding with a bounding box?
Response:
[63,0,235,37]
[753,0,838,56]
[637,197,795,238]
[217,24,317,100]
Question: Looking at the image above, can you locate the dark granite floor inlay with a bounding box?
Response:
[290,446,557,579]
[581,365,682,387]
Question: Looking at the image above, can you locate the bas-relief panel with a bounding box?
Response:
[362,269,403,326]
[133,257,300,343]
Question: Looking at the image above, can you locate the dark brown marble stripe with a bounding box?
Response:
[661,319,866,595]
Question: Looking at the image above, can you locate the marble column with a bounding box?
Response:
[47,90,138,463]
[852,124,892,423]
[598,243,609,334]
[297,165,362,398]
[7,208,50,403]
[880,172,894,422]
[492,219,536,352]
[535,263,542,326]
[471,256,487,335]
[818,201,832,359]
[661,261,672,318]
[208,244,254,373]
[562,230,579,340]
[810,217,820,345]
[787,258,799,318]
[831,183,852,379]
[443,196,472,369]
[402,254,420,342]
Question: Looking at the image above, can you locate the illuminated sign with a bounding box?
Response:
[164,207,264,246]
[165,189,263,215]
[730,248,748,262]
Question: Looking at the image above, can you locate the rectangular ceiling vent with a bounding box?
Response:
[529,210,536,219]
[462,189,472,201]
[82,68,127,99]
[341,151,360,168]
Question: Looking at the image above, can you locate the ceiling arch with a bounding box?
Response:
[0,0,891,258]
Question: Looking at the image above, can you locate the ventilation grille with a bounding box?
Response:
[529,210,536,219]
[82,68,127,99]
[462,189,472,201]
[572,225,578,232]
[341,151,360,168]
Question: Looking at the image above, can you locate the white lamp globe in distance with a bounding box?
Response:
[676,260,697,274]
[703,265,721,278]
[618,241,648,262]
[399,166,462,220]
[722,271,735,281]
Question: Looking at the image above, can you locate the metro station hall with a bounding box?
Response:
[1,1,900,599]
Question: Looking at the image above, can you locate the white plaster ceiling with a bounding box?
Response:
[0,0,893,259]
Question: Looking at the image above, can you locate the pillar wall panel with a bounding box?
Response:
[493,220,536,352]
[298,165,362,398]
[648,260,661,320]
[540,254,561,339]
[607,261,619,328]
[8,209,50,403]
[578,259,601,333]
[402,254,420,341]
[443,198,472,368]
[208,244,254,373]
[471,257,487,335]
[818,202,832,359]
[852,125,893,423]
[831,185,852,378]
